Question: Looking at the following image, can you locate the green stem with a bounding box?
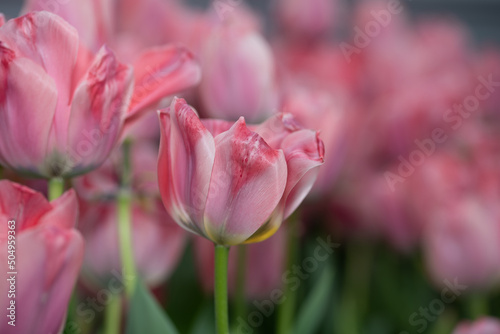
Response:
[234,245,247,324]
[103,294,122,334]
[336,242,373,334]
[48,177,64,200]
[117,140,137,299]
[215,245,230,334]
[277,218,299,334]
[467,293,489,319]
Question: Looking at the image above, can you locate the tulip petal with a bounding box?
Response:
[246,130,324,244]
[280,130,325,218]
[127,45,201,122]
[66,46,133,176]
[201,119,234,137]
[0,14,4,27]
[12,227,83,334]
[38,190,79,230]
[158,98,215,236]
[0,12,79,147]
[0,180,51,233]
[0,55,57,175]
[204,118,287,245]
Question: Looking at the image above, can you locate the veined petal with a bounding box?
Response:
[65,46,134,177]
[246,130,324,244]
[127,45,201,122]
[0,12,79,150]
[158,98,215,236]
[0,180,51,234]
[204,118,287,245]
[0,56,57,176]
[201,119,234,137]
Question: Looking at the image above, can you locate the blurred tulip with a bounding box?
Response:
[0,12,134,178]
[0,13,4,26]
[274,0,337,39]
[279,86,347,195]
[199,18,276,122]
[0,180,83,334]
[453,317,500,334]
[193,227,286,299]
[158,98,323,245]
[79,199,185,290]
[423,196,500,289]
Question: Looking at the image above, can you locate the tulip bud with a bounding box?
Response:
[158,98,324,245]
[199,19,276,122]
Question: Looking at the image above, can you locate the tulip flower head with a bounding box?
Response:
[158,98,324,245]
[0,12,134,178]
[0,180,84,334]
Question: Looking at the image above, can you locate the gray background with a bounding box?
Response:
[1,0,500,45]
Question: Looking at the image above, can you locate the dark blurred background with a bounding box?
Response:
[2,0,500,45]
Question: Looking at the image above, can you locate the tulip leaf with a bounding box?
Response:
[291,263,334,334]
[125,278,179,334]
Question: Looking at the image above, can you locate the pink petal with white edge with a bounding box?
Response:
[280,129,325,219]
[158,98,215,236]
[0,55,57,175]
[67,46,134,176]
[204,118,287,245]
[127,45,201,122]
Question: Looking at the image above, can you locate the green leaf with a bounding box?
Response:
[292,263,334,334]
[125,278,179,334]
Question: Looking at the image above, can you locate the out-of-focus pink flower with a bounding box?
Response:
[0,14,4,26]
[453,317,500,334]
[22,0,115,52]
[423,195,500,289]
[158,98,324,245]
[79,199,185,290]
[0,180,83,334]
[280,85,347,195]
[0,12,134,178]
[193,227,286,299]
[199,18,276,122]
[274,0,338,39]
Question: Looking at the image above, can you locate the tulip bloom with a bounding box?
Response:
[0,180,84,334]
[158,98,324,246]
[0,12,134,178]
[199,18,276,122]
[453,317,500,334]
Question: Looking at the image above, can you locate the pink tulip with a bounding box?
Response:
[423,195,500,289]
[0,180,84,334]
[0,12,134,178]
[158,98,324,245]
[453,317,500,334]
[193,227,286,299]
[0,14,4,26]
[199,18,276,122]
[21,2,202,127]
[79,199,185,290]
[279,85,348,196]
[274,0,338,39]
